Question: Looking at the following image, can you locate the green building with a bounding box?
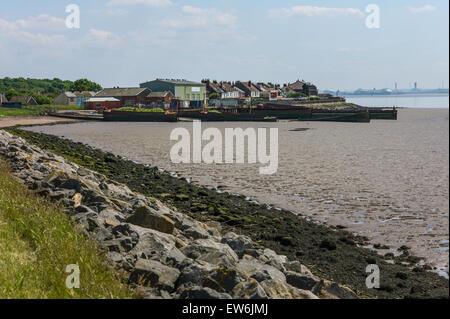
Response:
[140,79,206,108]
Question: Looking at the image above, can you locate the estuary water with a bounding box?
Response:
[344,93,449,109]
[26,108,449,277]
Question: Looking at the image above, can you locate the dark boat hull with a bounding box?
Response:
[103,111,178,122]
[368,108,398,120]
[178,110,277,122]
[299,112,370,123]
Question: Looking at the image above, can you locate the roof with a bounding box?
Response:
[63,91,77,98]
[86,97,120,102]
[152,79,204,86]
[95,87,149,97]
[208,82,224,94]
[76,91,96,97]
[288,80,306,91]
[147,91,172,98]
[221,82,240,93]
[236,81,260,92]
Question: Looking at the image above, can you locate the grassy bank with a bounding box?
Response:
[0,105,83,117]
[0,159,135,299]
[6,128,448,299]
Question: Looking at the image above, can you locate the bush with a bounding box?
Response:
[209,93,220,100]
[286,92,307,98]
[33,93,53,105]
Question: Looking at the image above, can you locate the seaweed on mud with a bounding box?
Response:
[5,127,449,299]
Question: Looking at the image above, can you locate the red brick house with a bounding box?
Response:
[94,87,151,107]
[85,97,122,110]
[144,91,175,109]
[288,80,318,96]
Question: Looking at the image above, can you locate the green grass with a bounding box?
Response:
[0,160,135,299]
[0,105,84,117]
[115,107,164,113]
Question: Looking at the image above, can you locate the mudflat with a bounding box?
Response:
[7,126,449,299]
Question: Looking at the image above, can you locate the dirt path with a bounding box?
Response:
[0,116,78,129]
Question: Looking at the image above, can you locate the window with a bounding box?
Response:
[186,94,190,100]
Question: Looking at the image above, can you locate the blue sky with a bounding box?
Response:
[0,0,448,91]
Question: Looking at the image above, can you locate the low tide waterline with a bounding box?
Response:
[25,108,449,277]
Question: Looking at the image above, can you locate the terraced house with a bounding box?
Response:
[140,79,206,108]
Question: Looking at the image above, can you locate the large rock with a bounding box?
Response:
[130,227,186,267]
[129,258,180,292]
[312,280,357,299]
[259,280,318,299]
[221,232,254,253]
[180,238,239,266]
[99,181,135,202]
[59,175,100,193]
[232,279,268,299]
[178,286,232,299]
[184,225,211,240]
[177,261,218,288]
[285,271,321,291]
[259,249,287,272]
[126,205,175,235]
[237,259,286,283]
[209,265,245,292]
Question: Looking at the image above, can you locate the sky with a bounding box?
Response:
[0,0,448,91]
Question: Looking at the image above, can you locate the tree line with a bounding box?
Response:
[0,78,102,105]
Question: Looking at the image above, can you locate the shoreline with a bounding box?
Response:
[0,115,81,129]
[5,126,449,299]
[0,129,357,299]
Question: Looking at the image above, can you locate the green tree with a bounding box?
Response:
[32,93,53,105]
[71,79,102,92]
[5,88,18,100]
[209,93,220,100]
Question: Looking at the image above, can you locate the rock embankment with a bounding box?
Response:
[0,130,357,299]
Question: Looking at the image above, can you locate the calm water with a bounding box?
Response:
[345,93,449,109]
[26,108,450,276]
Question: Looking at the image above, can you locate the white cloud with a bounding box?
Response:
[106,0,172,7]
[408,5,436,14]
[15,14,65,31]
[85,29,122,46]
[0,14,65,33]
[161,5,237,28]
[269,6,364,18]
[0,15,67,46]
